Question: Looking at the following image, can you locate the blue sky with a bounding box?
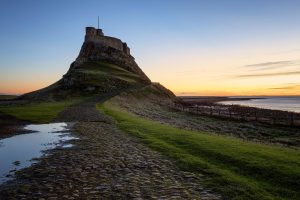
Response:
[1,0,300,95]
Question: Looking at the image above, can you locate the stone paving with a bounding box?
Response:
[0,121,220,199]
[0,98,220,199]
[54,95,114,123]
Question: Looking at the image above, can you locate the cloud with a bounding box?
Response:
[245,61,292,67]
[244,59,300,71]
[234,71,300,78]
[270,84,300,90]
[231,59,300,79]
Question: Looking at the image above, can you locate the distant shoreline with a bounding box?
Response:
[175,96,300,127]
[178,96,300,113]
[178,96,263,104]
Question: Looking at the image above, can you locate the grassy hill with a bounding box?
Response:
[21,61,152,101]
[1,61,174,123]
[0,95,18,100]
[69,61,148,86]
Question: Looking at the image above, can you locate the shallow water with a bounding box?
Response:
[219,96,300,113]
[0,123,78,184]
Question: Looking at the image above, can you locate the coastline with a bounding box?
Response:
[179,96,300,113]
[176,96,300,129]
[179,96,263,105]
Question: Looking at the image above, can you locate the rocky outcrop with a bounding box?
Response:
[19,27,176,101]
[74,41,150,83]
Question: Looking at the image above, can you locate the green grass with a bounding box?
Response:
[77,62,142,83]
[0,98,84,123]
[0,95,18,100]
[99,102,300,200]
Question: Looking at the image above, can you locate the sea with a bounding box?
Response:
[218,96,300,113]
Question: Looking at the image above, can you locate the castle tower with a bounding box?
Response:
[96,29,104,36]
[86,27,97,36]
[83,27,130,56]
[122,43,130,55]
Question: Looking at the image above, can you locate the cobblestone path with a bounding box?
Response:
[0,97,220,199]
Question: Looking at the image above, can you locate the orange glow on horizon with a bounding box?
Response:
[1,39,300,96]
[1,1,300,98]
[0,81,56,95]
[1,80,300,96]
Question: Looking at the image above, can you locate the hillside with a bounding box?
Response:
[21,61,152,100]
[20,27,174,101]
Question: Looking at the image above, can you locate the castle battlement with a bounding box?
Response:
[84,27,130,55]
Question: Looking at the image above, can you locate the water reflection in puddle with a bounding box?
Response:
[0,123,78,184]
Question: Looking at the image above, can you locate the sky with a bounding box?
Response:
[0,0,300,96]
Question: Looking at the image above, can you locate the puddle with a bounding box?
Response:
[0,122,78,184]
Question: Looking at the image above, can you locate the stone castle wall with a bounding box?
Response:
[85,27,130,55]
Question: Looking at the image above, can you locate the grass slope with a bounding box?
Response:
[0,98,83,123]
[21,61,149,100]
[99,102,300,200]
[0,95,18,100]
[76,62,144,84]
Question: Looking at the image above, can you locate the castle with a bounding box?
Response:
[84,27,130,55]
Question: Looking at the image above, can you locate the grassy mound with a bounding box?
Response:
[0,95,18,100]
[21,61,151,101]
[0,98,84,123]
[99,101,300,200]
[74,62,145,84]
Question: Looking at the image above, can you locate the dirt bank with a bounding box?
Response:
[0,112,30,139]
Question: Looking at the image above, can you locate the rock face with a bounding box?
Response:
[73,43,150,83]
[74,27,150,83]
